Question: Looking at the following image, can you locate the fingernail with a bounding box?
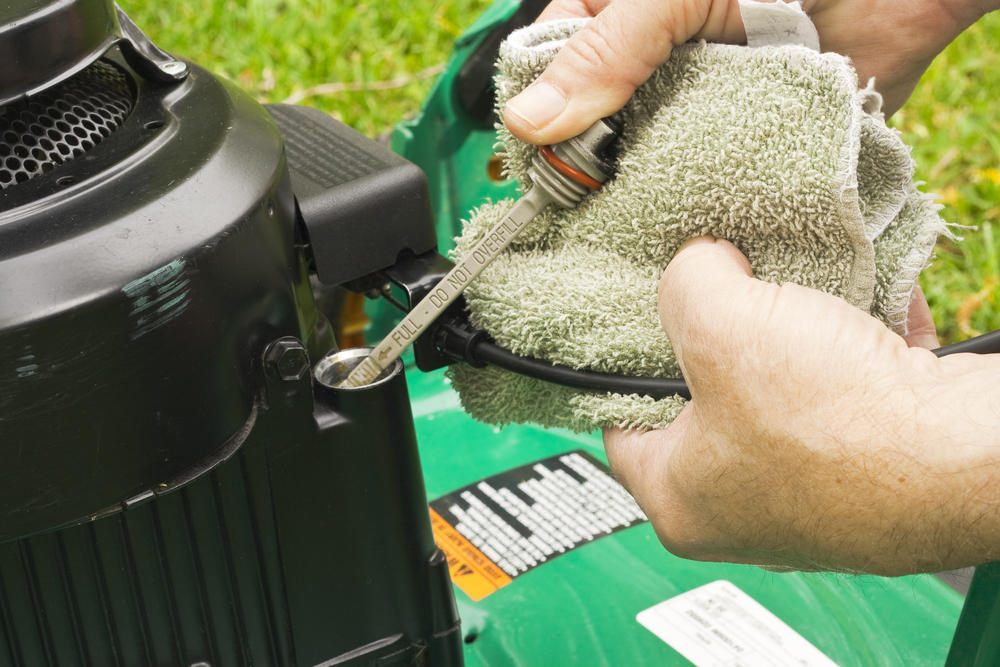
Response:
[677,236,717,252]
[505,82,567,130]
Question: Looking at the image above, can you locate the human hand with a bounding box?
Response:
[504,0,999,144]
[604,237,1000,575]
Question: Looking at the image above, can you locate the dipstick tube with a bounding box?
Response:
[342,187,553,388]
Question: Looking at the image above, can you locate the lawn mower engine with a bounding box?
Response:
[0,1,463,665]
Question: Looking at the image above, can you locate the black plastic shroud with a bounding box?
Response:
[266,103,438,288]
[0,54,461,666]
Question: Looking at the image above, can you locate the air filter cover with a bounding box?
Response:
[0,59,132,188]
[0,0,121,106]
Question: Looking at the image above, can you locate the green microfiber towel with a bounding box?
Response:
[448,18,948,433]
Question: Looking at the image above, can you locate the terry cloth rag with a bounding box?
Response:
[448,12,947,433]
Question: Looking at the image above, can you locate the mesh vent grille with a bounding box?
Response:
[0,60,133,190]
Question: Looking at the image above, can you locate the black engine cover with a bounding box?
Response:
[0,38,461,666]
[0,53,301,541]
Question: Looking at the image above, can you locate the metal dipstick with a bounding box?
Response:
[341,117,623,388]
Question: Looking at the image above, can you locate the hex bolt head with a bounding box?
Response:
[264,337,310,381]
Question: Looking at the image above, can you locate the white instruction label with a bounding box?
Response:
[637,580,840,667]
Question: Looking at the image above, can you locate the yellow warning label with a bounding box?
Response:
[430,508,513,601]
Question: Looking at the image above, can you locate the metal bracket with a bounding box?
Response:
[381,249,461,372]
[114,4,189,83]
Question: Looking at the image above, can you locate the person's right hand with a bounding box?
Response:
[603,238,1000,575]
[504,0,999,145]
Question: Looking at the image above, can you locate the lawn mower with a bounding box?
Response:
[0,0,995,665]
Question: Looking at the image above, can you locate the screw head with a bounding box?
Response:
[264,337,310,381]
[160,61,189,77]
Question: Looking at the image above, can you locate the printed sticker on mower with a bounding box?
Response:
[429,450,647,601]
[638,580,840,667]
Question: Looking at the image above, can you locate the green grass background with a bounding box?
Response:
[891,14,1000,344]
[120,0,494,137]
[121,0,999,345]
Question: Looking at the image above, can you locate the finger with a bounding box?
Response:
[660,236,917,408]
[657,236,757,386]
[603,402,694,509]
[605,406,759,563]
[536,0,610,22]
[902,284,939,350]
[504,0,743,144]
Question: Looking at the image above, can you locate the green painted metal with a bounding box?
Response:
[945,562,1000,666]
[366,0,522,342]
[390,0,522,249]
[407,368,965,665]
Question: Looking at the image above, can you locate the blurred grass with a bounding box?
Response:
[120,0,492,138]
[123,1,999,344]
[892,11,1000,344]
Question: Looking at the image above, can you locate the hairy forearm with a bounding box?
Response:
[805,0,996,116]
[905,355,1000,566]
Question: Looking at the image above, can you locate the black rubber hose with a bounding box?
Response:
[471,341,692,399]
[934,329,1000,357]
[457,328,1000,401]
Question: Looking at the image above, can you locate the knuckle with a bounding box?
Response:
[652,520,715,561]
[603,429,642,488]
[560,23,648,91]
[564,27,622,75]
[648,449,719,560]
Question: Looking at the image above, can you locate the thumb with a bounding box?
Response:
[502,1,691,144]
[504,0,748,144]
[902,285,939,350]
[658,237,758,392]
